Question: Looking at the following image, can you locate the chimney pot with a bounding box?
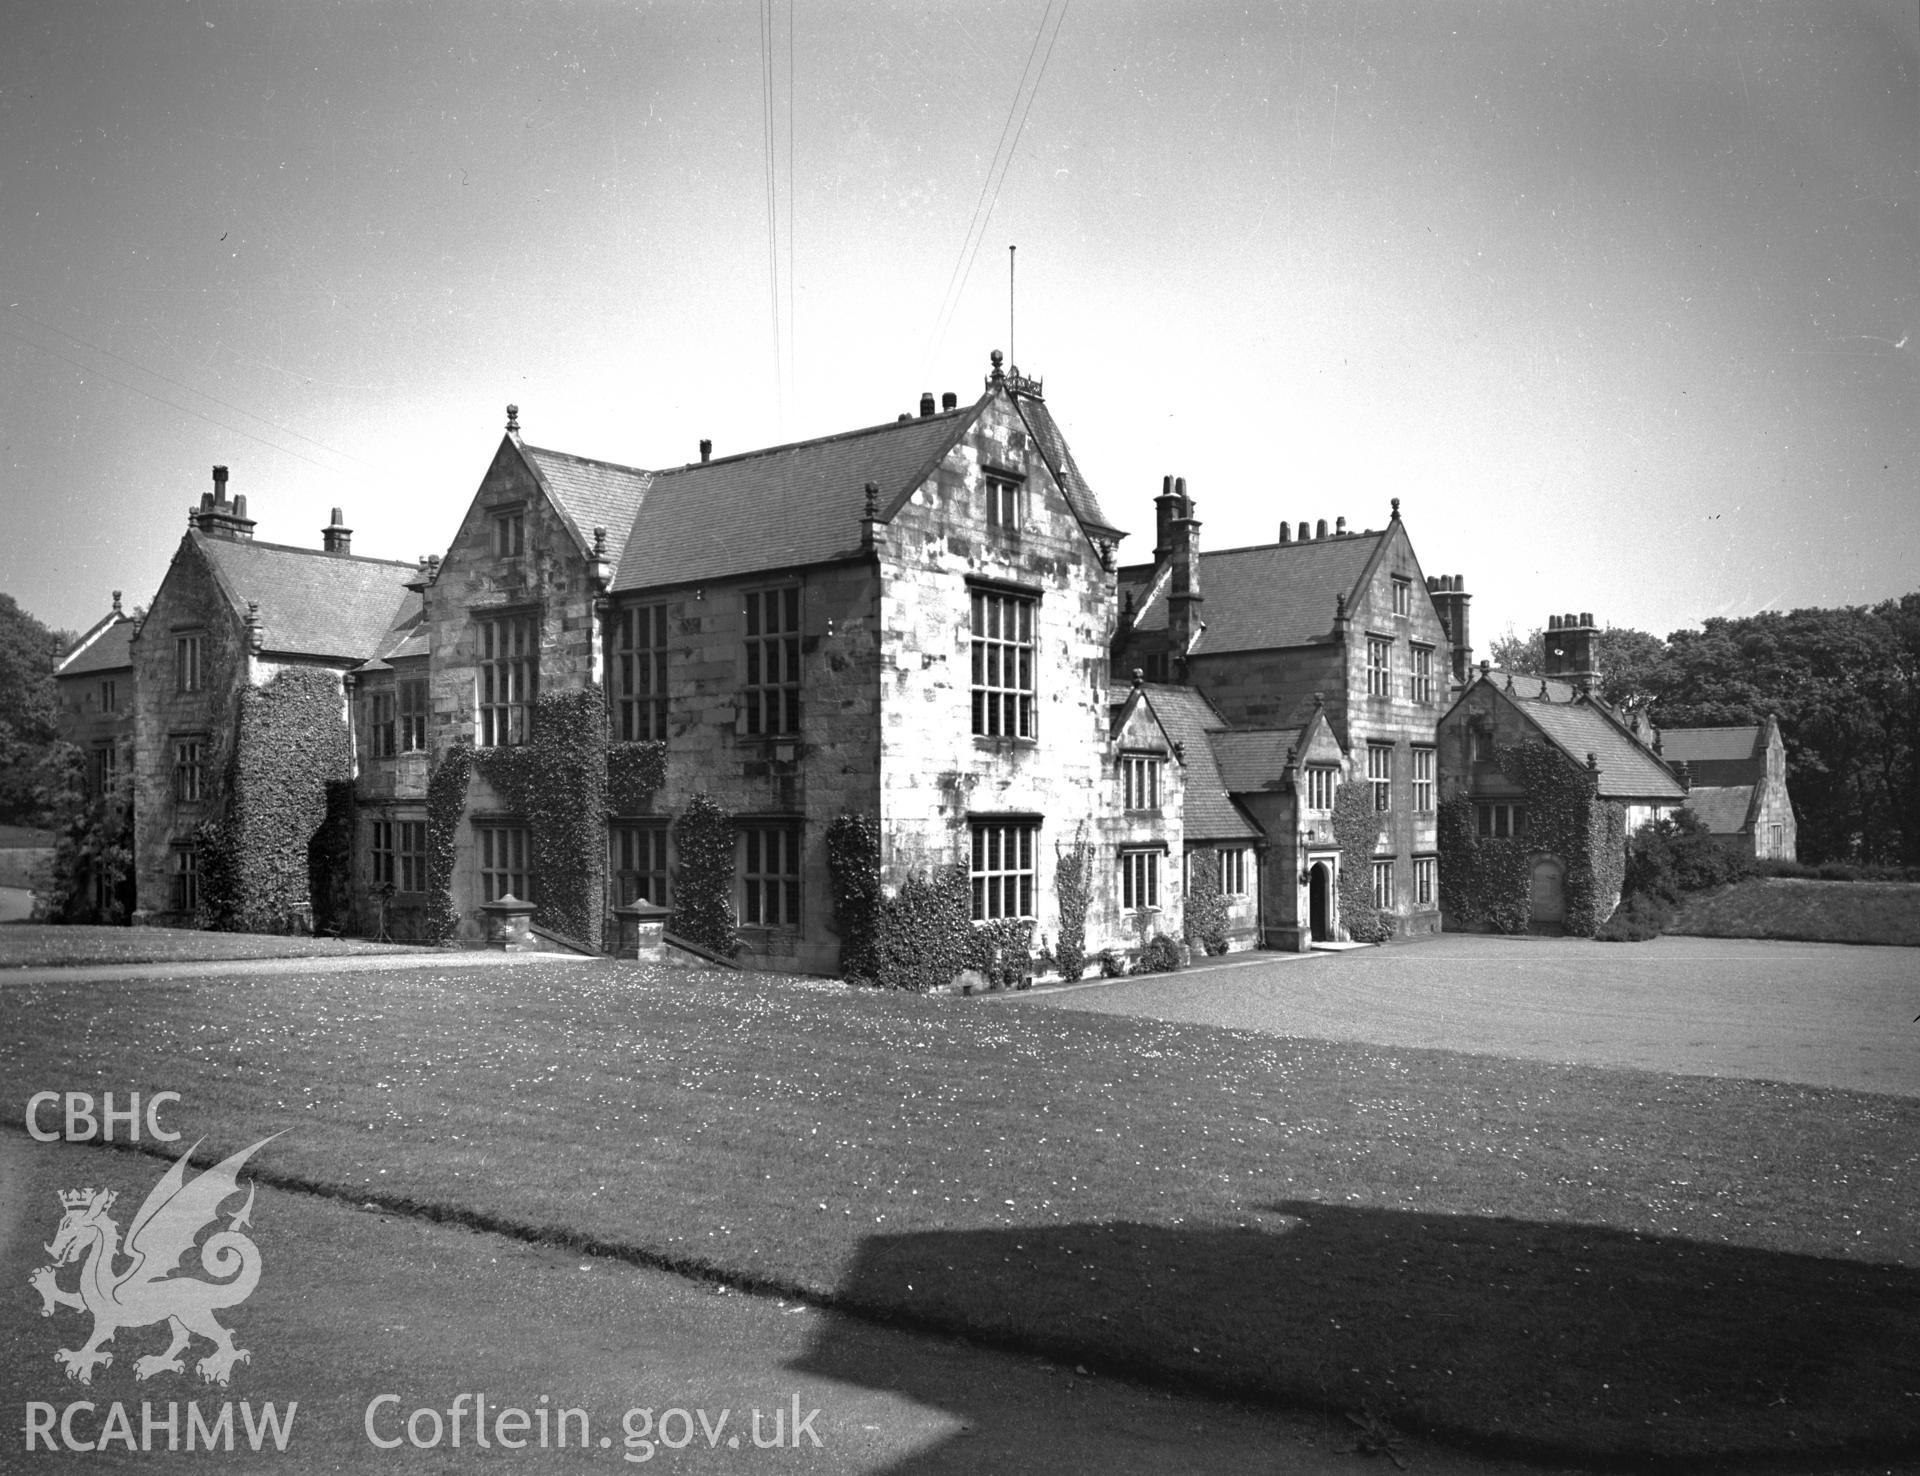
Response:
[699,438,712,462]
[322,508,352,555]
[941,391,958,411]
[1336,516,1347,535]
[1315,518,1328,539]
[212,465,228,491]
[232,494,248,519]
[919,392,935,417]
[1297,521,1310,542]
[1279,523,1293,544]
[898,413,911,422]
[1581,611,1594,627]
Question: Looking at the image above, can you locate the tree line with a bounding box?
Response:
[1488,595,1920,865]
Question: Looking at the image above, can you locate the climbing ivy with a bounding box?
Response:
[34,742,134,924]
[196,667,352,933]
[1183,847,1232,956]
[873,865,973,992]
[423,688,613,947]
[1436,739,1628,938]
[1052,838,1091,982]
[608,740,668,813]
[671,792,739,957]
[825,812,883,982]
[1331,775,1392,943]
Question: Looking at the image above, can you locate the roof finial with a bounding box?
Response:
[1132,668,1145,690]
[1313,691,1325,708]
[987,349,1005,387]
[506,403,520,436]
[593,526,607,556]
[863,481,879,520]
[1390,497,1401,521]
[111,590,123,614]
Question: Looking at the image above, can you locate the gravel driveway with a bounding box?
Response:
[1019,933,1920,1098]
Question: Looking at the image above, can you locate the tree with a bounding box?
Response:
[0,594,71,828]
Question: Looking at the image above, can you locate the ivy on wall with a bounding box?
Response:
[1183,848,1232,956]
[1331,775,1392,943]
[197,667,352,933]
[423,688,617,948]
[308,780,357,934]
[1436,740,1628,938]
[874,865,973,992]
[671,791,739,957]
[34,743,134,924]
[825,812,882,982]
[1053,839,1091,982]
[424,742,474,943]
[608,740,668,814]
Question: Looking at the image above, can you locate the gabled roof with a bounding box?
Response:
[1483,680,1686,802]
[194,535,419,662]
[1014,393,1122,538]
[355,590,430,672]
[1209,728,1303,794]
[611,405,981,593]
[1657,725,1761,764]
[1682,785,1756,835]
[519,443,652,572]
[1138,683,1263,843]
[56,611,136,677]
[1120,533,1386,654]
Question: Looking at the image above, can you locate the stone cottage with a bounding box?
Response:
[1655,716,1797,861]
[49,593,139,919]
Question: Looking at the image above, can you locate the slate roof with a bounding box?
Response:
[1120,534,1385,654]
[520,444,652,571]
[1500,687,1686,801]
[1488,669,1579,704]
[356,591,430,672]
[1209,728,1303,794]
[1015,393,1122,537]
[1683,785,1756,834]
[195,536,420,661]
[1139,683,1262,842]
[56,616,135,677]
[1657,726,1761,764]
[612,407,980,593]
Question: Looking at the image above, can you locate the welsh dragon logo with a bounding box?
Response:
[29,1135,280,1386]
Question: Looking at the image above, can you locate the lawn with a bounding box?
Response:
[0,923,430,968]
[4,959,1917,1467]
[1671,877,1920,947]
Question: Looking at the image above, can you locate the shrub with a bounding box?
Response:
[1137,932,1183,973]
[1595,891,1674,942]
[969,917,1036,989]
[1183,849,1232,956]
[1097,948,1128,978]
[1624,810,1751,906]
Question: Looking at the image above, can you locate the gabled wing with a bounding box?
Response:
[122,1133,285,1287]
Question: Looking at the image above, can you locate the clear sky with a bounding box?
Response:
[3,0,1913,649]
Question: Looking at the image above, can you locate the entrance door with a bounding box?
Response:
[1309,862,1332,942]
[1529,856,1565,927]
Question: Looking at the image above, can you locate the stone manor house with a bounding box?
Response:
[70,352,1737,967]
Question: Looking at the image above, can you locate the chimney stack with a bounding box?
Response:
[1315,518,1328,539]
[699,439,712,463]
[941,390,958,411]
[1427,575,1473,688]
[190,464,257,542]
[1277,521,1292,544]
[919,391,936,417]
[1153,475,1182,564]
[1167,478,1203,678]
[1335,516,1347,535]
[322,507,353,555]
[1543,610,1600,696]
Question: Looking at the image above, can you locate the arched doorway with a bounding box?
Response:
[1309,861,1332,942]
[1529,855,1566,929]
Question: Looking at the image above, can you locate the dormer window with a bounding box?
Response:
[1121,754,1164,810]
[1392,577,1411,616]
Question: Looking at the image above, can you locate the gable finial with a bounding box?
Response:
[593,526,607,557]
[987,349,1005,387]
[1132,668,1145,690]
[1313,691,1325,709]
[506,403,520,436]
[1390,497,1401,521]
[864,481,879,520]
[111,590,123,614]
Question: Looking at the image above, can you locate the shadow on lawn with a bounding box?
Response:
[791,1201,1920,1473]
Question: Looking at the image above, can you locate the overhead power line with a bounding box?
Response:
[0,321,363,476]
[2,303,369,469]
[921,0,1070,380]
